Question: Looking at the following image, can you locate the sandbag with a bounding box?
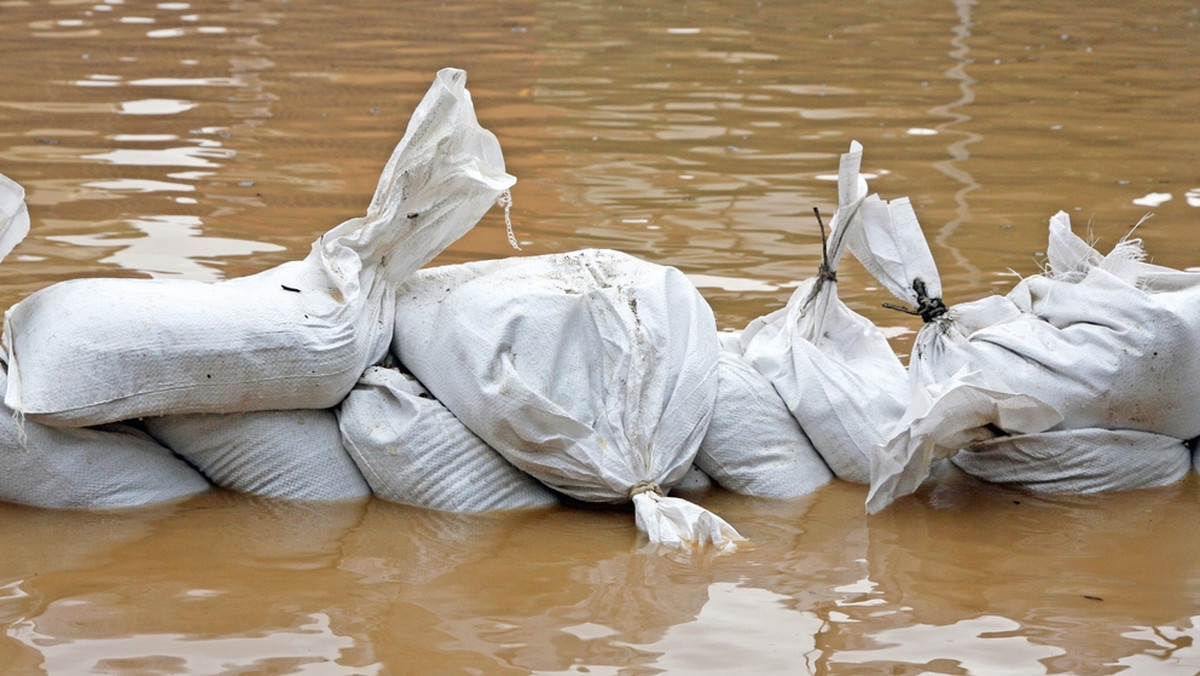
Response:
[337,362,559,511]
[739,142,910,483]
[695,351,833,498]
[392,248,742,550]
[143,409,371,501]
[0,370,210,508]
[962,216,1200,438]
[952,428,1191,494]
[867,210,1200,512]
[2,68,516,426]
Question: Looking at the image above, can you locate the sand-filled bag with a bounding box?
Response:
[338,362,559,511]
[3,68,515,426]
[393,249,742,550]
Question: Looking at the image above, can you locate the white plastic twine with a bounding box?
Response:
[629,482,745,552]
[498,188,520,251]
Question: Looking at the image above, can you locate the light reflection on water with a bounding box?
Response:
[10,610,376,676]
[1,0,1200,673]
[47,213,284,281]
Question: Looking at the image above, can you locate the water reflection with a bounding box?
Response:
[929,0,983,278]
[48,213,284,280]
[830,615,1065,673]
[83,143,234,167]
[118,98,198,115]
[2,0,1200,673]
[9,611,373,676]
[634,583,824,674]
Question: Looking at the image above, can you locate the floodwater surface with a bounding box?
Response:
[2,0,1200,674]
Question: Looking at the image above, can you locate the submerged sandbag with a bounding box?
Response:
[143,409,371,501]
[2,68,516,426]
[739,142,910,483]
[695,351,833,498]
[952,428,1191,494]
[0,370,210,508]
[393,248,742,551]
[337,362,559,511]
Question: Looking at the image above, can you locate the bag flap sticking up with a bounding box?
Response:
[738,141,909,484]
[0,173,30,265]
[317,67,517,286]
[2,68,514,425]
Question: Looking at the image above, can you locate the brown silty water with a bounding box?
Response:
[1,0,1200,673]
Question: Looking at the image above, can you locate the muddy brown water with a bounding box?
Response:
[1,0,1200,673]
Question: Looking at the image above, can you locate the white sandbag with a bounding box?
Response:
[964,213,1200,438]
[901,214,1200,440]
[392,248,742,550]
[739,142,909,483]
[695,351,833,498]
[0,370,210,508]
[142,409,371,501]
[337,362,559,511]
[867,210,1200,512]
[952,428,1191,494]
[2,68,516,426]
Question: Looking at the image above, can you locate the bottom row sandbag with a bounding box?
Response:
[337,362,559,511]
[0,370,210,509]
[695,351,833,499]
[142,409,372,502]
[952,428,1192,494]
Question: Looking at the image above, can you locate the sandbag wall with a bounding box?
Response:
[3,77,1199,550]
[0,68,521,510]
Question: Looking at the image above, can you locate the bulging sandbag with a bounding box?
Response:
[337,362,559,511]
[392,248,742,550]
[739,142,910,484]
[695,350,833,498]
[142,409,371,501]
[2,68,516,426]
[866,209,1200,512]
[0,369,210,508]
[952,428,1192,494]
[951,214,1200,438]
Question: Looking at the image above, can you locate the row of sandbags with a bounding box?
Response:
[0,69,833,553]
[727,141,1200,513]
[1,69,1196,552]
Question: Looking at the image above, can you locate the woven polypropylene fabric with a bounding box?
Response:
[953,428,1191,493]
[0,372,210,508]
[144,409,370,501]
[338,364,558,511]
[696,351,832,498]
